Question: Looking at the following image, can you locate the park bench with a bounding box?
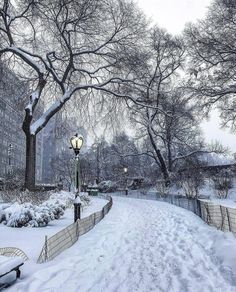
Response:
[0,255,24,289]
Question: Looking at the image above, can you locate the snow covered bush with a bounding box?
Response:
[98,181,118,193]
[0,202,52,227]
[212,169,233,199]
[49,191,74,207]
[42,199,66,219]
[0,191,90,227]
[0,191,73,227]
[0,203,11,223]
[79,192,91,207]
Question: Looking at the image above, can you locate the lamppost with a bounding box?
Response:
[123,167,128,196]
[70,134,84,222]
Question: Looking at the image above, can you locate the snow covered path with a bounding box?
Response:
[11,196,236,292]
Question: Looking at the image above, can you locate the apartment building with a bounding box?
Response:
[0,63,43,181]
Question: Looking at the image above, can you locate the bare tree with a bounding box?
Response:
[0,0,148,190]
[130,27,221,186]
[130,27,186,185]
[185,0,236,129]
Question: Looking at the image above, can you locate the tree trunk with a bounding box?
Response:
[167,142,172,172]
[156,149,170,187]
[96,145,101,184]
[148,127,170,186]
[24,134,36,191]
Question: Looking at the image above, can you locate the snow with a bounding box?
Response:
[74,196,81,204]
[198,179,236,207]
[166,177,236,208]
[0,271,16,286]
[0,194,68,227]
[9,46,45,74]
[199,153,235,166]
[0,255,23,276]
[0,196,107,262]
[8,196,236,292]
[202,198,236,208]
[30,90,72,135]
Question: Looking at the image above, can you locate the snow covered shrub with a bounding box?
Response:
[79,192,91,207]
[1,194,69,227]
[32,206,52,227]
[98,181,117,193]
[0,204,11,223]
[49,191,74,207]
[3,203,57,228]
[212,169,233,199]
[42,199,66,219]
[3,203,33,227]
[0,191,78,227]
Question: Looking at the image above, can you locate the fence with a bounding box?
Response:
[0,247,28,261]
[37,196,113,264]
[154,194,236,236]
[112,190,236,236]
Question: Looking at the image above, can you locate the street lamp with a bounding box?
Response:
[70,134,84,156]
[70,134,84,222]
[70,134,83,194]
[123,167,128,196]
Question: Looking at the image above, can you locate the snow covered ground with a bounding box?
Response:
[156,178,236,207]
[0,196,107,262]
[8,196,236,292]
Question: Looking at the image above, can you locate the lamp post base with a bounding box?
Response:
[74,198,81,222]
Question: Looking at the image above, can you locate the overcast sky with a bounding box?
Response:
[136,0,236,154]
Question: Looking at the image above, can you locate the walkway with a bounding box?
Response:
[11,196,236,292]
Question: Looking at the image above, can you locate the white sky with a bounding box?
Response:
[136,0,236,153]
[137,0,211,35]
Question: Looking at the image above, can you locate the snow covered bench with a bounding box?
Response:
[0,255,24,288]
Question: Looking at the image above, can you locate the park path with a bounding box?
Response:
[11,196,236,292]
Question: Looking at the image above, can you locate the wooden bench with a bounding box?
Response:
[0,256,24,289]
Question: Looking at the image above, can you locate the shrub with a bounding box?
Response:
[0,191,72,227]
[98,181,117,193]
[0,189,52,205]
[79,192,91,207]
[212,169,233,199]
[156,180,169,197]
[174,168,204,198]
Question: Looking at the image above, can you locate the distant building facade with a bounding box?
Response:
[0,97,25,177]
[0,63,43,181]
[41,112,87,183]
[41,116,87,183]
